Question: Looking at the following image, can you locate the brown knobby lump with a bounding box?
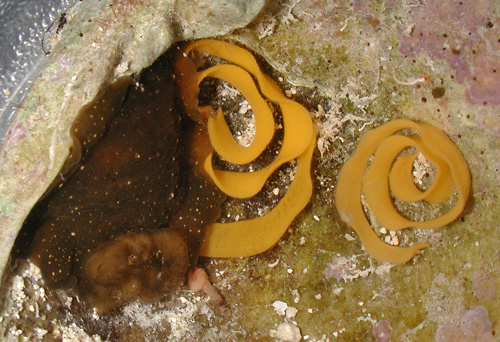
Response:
[82,230,189,313]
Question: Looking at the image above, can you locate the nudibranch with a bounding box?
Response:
[20,39,316,312]
[21,53,226,312]
[335,119,471,264]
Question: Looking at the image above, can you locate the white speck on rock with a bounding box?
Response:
[59,323,102,342]
[115,61,130,74]
[268,258,280,267]
[272,300,288,316]
[344,233,355,241]
[272,322,302,342]
[286,306,299,318]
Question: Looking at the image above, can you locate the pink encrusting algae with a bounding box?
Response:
[436,306,495,342]
[397,0,500,106]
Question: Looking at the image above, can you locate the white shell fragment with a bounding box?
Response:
[272,300,288,316]
[273,322,302,342]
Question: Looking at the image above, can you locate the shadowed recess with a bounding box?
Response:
[17,51,225,313]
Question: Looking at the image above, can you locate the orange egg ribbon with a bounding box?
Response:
[176,39,316,257]
[335,119,471,263]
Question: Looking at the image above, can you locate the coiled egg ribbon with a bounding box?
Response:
[175,39,316,258]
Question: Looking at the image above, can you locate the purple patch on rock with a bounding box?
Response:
[3,121,27,152]
[373,320,392,342]
[398,0,500,105]
[436,306,495,342]
[460,306,494,341]
[323,256,352,281]
[353,0,367,12]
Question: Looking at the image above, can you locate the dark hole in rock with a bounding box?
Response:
[14,46,226,314]
[432,86,446,99]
